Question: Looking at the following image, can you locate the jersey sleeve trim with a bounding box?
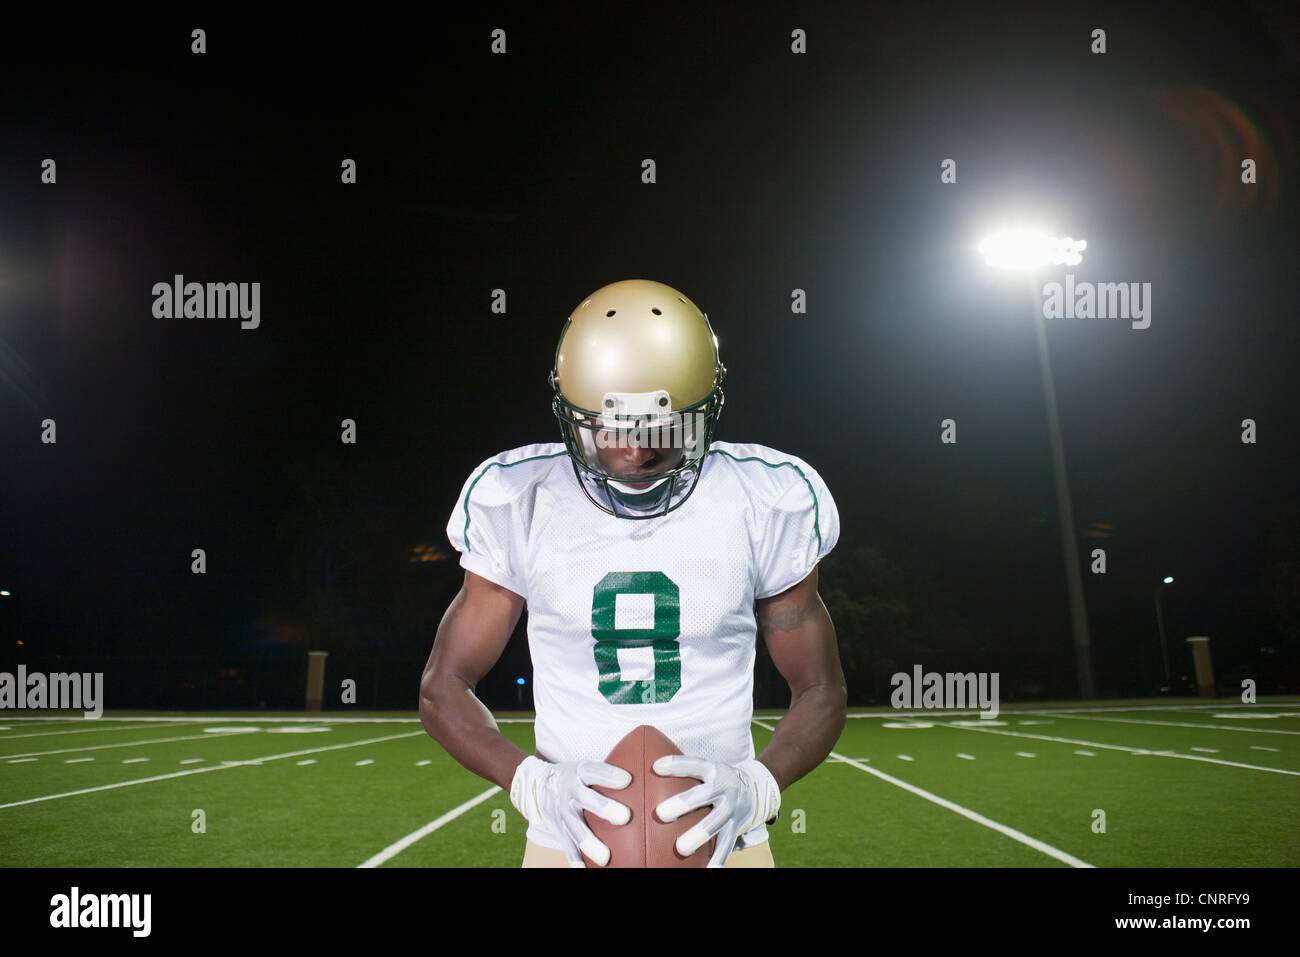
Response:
[457,551,525,596]
[706,448,822,551]
[460,450,569,553]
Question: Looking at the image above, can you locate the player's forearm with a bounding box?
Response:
[756,680,847,792]
[420,678,527,791]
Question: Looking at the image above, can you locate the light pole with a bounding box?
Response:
[1155,576,1174,686]
[980,229,1095,699]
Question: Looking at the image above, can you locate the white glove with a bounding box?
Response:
[509,755,632,867]
[653,756,781,868]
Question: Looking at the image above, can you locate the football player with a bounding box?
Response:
[419,279,846,867]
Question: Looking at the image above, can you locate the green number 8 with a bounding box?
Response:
[591,571,681,704]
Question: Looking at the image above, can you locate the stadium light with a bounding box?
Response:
[1163,576,1174,584]
[980,226,1094,699]
[978,229,1087,270]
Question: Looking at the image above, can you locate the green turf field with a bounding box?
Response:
[2,699,1297,867]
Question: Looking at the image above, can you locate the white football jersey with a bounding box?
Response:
[446,440,839,850]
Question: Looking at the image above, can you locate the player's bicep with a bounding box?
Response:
[755,565,844,697]
[423,569,525,693]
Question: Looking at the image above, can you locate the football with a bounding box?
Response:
[583,724,714,867]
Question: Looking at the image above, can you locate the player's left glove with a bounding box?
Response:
[652,756,781,868]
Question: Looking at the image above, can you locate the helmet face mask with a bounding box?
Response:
[549,280,726,519]
[552,386,724,519]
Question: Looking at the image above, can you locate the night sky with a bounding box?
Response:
[1,4,1296,707]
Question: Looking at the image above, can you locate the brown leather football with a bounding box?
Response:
[582,724,715,867]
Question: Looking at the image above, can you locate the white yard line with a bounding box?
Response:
[0,729,260,761]
[751,718,1092,868]
[0,723,188,740]
[843,703,1300,718]
[1029,704,1300,714]
[943,724,1300,776]
[0,715,539,726]
[358,787,502,868]
[1048,714,1300,736]
[0,730,426,811]
[0,716,419,724]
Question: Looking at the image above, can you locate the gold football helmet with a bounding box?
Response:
[549,279,725,518]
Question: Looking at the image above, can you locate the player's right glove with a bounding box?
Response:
[509,755,632,867]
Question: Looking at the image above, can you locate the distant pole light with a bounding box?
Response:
[1155,577,1177,684]
[0,590,10,596]
[516,677,526,686]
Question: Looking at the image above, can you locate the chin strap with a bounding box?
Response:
[602,475,673,515]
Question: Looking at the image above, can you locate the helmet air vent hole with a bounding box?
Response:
[651,307,662,315]
[606,309,616,317]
